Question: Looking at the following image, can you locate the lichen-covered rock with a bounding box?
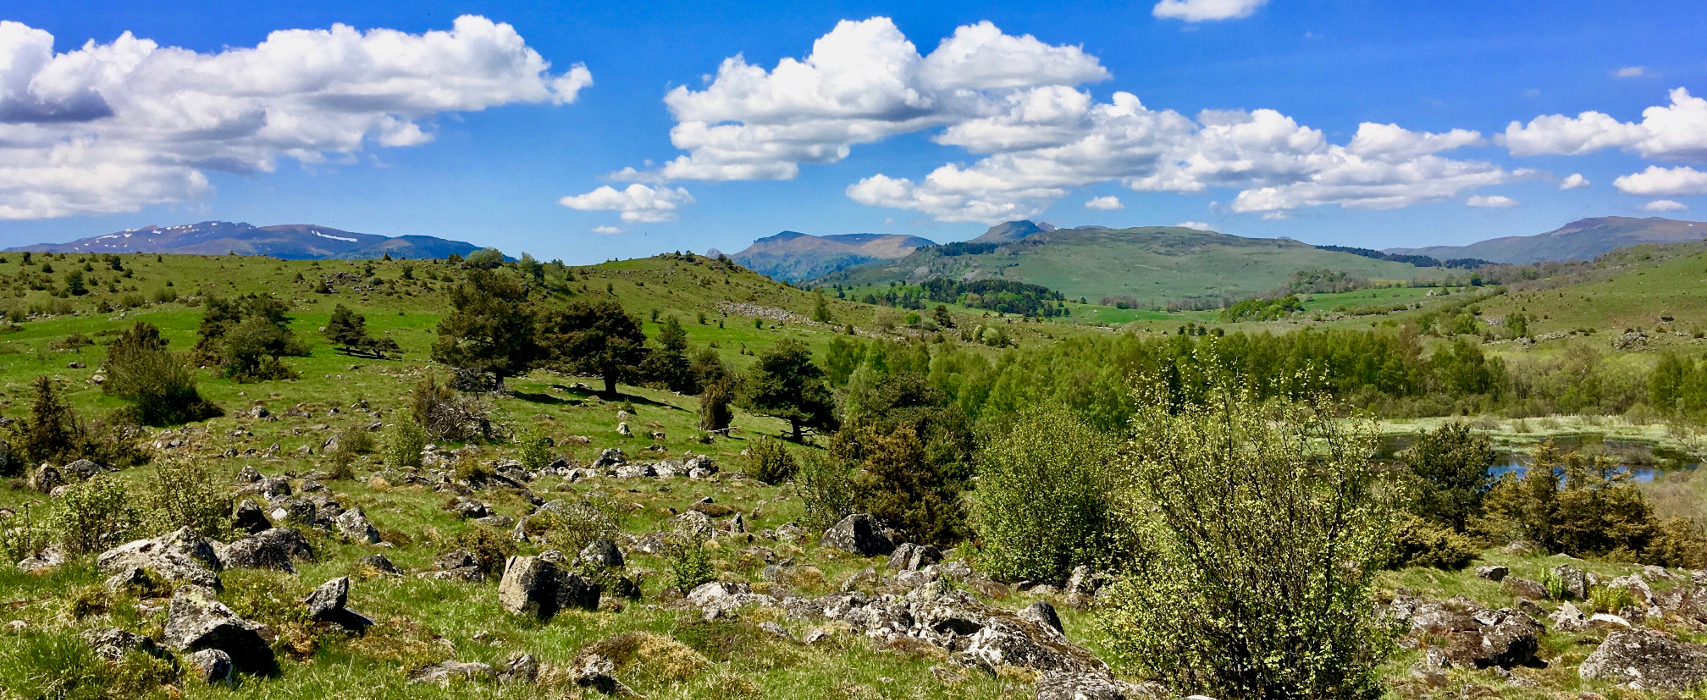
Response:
[496,555,601,620]
[409,660,495,686]
[82,628,166,661]
[220,528,314,573]
[1474,565,1508,582]
[163,585,274,673]
[578,539,625,569]
[335,507,381,544]
[821,513,897,557]
[184,649,234,684]
[1579,629,1707,691]
[887,542,942,571]
[231,500,272,535]
[97,527,223,589]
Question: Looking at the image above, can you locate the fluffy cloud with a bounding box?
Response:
[1502,88,1707,161]
[1466,195,1518,208]
[1175,221,1212,230]
[559,184,694,222]
[641,18,1513,223]
[629,18,1107,183]
[1614,66,1646,78]
[0,17,588,219]
[1152,0,1269,22]
[592,225,624,234]
[1644,199,1688,212]
[1560,173,1589,189]
[1613,165,1707,197]
[1084,196,1123,210]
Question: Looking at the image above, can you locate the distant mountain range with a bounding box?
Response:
[729,230,937,282]
[1387,216,1707,264]
[811,221,1437,302]
[5,221,486,260]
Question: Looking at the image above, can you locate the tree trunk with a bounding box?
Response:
[790,419,803,442]
[603,372,619,399]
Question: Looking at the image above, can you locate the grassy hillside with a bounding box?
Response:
[814,225,1439,304]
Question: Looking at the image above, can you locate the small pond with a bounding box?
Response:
[1377,434,1701,483]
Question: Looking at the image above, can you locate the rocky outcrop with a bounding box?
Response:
[220,528,314,573]
[304,577,373,633]
[163,585,274,673]
[822,514,897,557]
[1388,594,1543,669]
[1579,629,1707,691]
[97,527,223,589]
[335,507,381,544]
[496,555,601,620]
[887,543,941,571]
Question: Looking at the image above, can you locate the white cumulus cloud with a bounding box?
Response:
[1152,0,1269,22]
[1175,221,1212,230]
[1467,195,1519,208]
[1559,173,1589,189]
[592,225,624,234]
[0,17,588,219]
[1644,199,1688,212]
[1613,165,1707,197]
[635,18,1513,224]
[1501,88,1707,161]
[1084,196,1123,210]
[559,184,694,223]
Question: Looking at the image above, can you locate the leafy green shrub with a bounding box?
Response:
[102,322,220,425]
[1482,441,1681,562]
[449,526,516,577]
[0,506,50,564]
[384,420,426,468]
[973,405,1123,582]
[1388,513,1478,570]
[1100,384,1395,700]
[48,475,141,554]
[338,428,376,455]
[143,457,231,539]
[664,533,715,594]
[536,499,622,560]
[745,437,798,484]
[795,452,855,534]
[517,432,554,472]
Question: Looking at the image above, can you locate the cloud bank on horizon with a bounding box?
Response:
[587,14,1705,225]
[0,16,589,220]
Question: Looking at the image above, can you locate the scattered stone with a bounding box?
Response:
[1020,601,1065,635]
[82,628,166,661]
[98,527,223,589]
[431,550,486,582]
[17,546,67,573]
[163,585,274,673]
[579,539,625,569]
[61,459,104,481]
[1552,565,1589,600]
[220,528,315,573]
[1579,629,1707,692]
[498,653,539,685]
[31,464,64,494]
[572,654,626,694]
[886,542,942,571]
[821,513,897,557]
[234,466,263,484]
[1389,595,1543,669]
[304,577,373,633]
[335,508,381,544]
[758,621,793,640]
[1550,601,1589,632]
[496,555,601,621]
[1475,565,1509,582]
[359,554,403,576]
[184,649,235,684]
[231,500,272,535]
[1502,577,1547,600]
[410,660,496,686]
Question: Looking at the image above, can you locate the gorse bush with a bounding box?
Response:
[103,322,220,425]
[1100,382,1396,700]
[745,437,798,484]
[973,405,1124,583]
[48,474,141,554]
[516,432,554,472]
[663,532,716,594]
[795,452,855,534]
[143,457,231,539]
[1388,513,1478,570]
[384,419,426,468]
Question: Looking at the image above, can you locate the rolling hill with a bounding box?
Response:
[1387,216,1707,264]
[813,222,1439,304]
[729,230,936,282]
[4,221,487,260]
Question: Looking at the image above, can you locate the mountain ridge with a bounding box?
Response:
[730,230,936,282]
[5,221,486,260]
[1386,216,1707,264]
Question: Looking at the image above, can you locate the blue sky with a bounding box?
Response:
[1,0,1703,261]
